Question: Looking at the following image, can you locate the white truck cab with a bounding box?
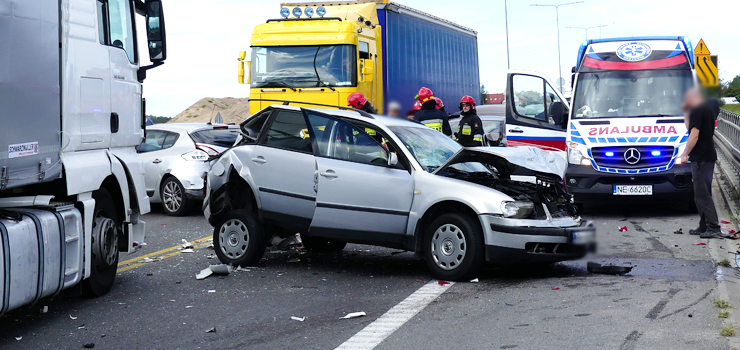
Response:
[1,0,167,316]
[506,37,696,208]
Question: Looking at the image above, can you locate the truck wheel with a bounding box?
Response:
[83,189,120,297]
[161,177,192,216]
[302,236,347,252]
[423,213,484,282]
[213,210,265,267]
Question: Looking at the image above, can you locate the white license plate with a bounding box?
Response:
[613,185,653,195]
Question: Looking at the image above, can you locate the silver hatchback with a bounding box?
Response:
[204,106,595,281]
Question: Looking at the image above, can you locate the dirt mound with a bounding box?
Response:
[169,97,250,124]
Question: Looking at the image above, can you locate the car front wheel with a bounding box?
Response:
[213,210,266,267]
[423,213,484,281]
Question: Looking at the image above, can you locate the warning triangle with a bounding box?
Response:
[696,39,711,55]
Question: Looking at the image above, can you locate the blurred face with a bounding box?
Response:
[388,108,401,117]
[683,88,704,108]
[461,103,471,112]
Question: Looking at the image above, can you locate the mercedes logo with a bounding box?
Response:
[624,148,641,165]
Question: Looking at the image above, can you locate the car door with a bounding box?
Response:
[249,109,317,232]
[506,72,570,151]
[138,130,179,197]
[303,109,414,245]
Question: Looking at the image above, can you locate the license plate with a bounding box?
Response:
[572,230,596,245]
[613,185,653,195]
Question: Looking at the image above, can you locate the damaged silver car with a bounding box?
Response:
[203,105,596,281]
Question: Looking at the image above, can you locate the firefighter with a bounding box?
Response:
[347,92,377,114]
[413,87,452,136]
[434,97,449,117]
[454,95,483,147]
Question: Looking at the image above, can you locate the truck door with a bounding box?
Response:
[505,72,570,151]
[103,0,143,148]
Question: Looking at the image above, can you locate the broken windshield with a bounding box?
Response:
[251,45,357,88]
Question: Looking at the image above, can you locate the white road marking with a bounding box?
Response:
[334,281,454,350]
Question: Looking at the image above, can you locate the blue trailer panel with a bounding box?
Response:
[378,4,480,114]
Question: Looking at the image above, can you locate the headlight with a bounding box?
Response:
[568,142,591,166]
[500,201,534,219]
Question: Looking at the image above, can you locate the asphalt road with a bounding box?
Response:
[0,202,733,349]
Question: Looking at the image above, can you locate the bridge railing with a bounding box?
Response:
[715,109,740,178]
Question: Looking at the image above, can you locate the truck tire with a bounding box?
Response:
[83,189,120,297]
[423,213,484,282]
[161,177,192,216]
[213,210,266,267]
[302,236,347,252]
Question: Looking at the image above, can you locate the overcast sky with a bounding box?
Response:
[140,0,740,117]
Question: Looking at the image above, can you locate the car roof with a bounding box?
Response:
[146,123,240,133]
[268,105,426,129]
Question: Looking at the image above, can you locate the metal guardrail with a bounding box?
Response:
[715,109,740,178]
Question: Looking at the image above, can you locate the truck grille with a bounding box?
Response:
[591,146,674,169]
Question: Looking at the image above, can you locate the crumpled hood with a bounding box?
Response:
[433,146,567,182]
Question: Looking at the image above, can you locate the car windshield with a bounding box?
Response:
[389,126,490,173]
[573,69,692,118]
[251,45,357,88]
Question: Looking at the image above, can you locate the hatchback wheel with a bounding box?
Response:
[424,213,484,281]
[161,177,191,216]
[213,210,266,267]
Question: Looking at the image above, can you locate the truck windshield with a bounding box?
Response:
[573,70,692,118]
[251,45,357,88]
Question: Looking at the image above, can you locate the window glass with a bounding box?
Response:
[137,130,167,153]
[162,132,179,149]
[262,111,312,153]
[190,129,239,148]
[512,75,545,120]
[306,113,388,166]
[107,0,136,63]
[96,1,106,45]
[251,45,357,88]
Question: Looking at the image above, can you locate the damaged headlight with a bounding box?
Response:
[500,201,534,219]
[568,142,592,166]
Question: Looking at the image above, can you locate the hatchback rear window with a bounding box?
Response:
[190,129,239,148]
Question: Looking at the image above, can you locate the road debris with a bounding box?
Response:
[70,315,78,320]
[287,258,300,263]
[470,278,479,283]
[722,220,731,224]
[196,268,212,280]
[618,226,628,232]
[181,239,194,249]
[78,325,86,329]
[206,254,216,259]
[196,264,233,280]
[83,343,95,348]
[181,249,195,253]
[40,306,48,313]
[15,337,21,341]
[208,290,216,293]
[139,257,161,264]
[587,262,634,275]
[438,280,450,286]
[186,306,194,309]
[695,243,707,246]
[291,316,306,322]
[205,327,216,333]
[340,311,366,319]
[674,228,683,235]
[552,287,560,290]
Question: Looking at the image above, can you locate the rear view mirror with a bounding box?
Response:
[145,0,167,61]
[388,152,398,167]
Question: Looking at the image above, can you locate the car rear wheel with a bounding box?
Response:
[213,210,266,267]
[161,177,192,216]
[423,213,484,281]
[302,236,347,252]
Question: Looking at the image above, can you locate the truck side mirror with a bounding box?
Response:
[238,51,249,84]
[145,0,167,61]
[362,59,374,82]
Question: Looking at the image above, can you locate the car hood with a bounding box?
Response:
[432,146,567,182]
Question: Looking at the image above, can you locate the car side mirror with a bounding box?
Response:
[145,0,167,61]
[388,152,398,167]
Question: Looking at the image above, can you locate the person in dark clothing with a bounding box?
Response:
[434,97,449,117]
[413,87,452,136]
[680,89,721,238]
[347,92,377,114]
[454,95,483,147]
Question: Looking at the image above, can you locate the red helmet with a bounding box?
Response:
[347,92,368,109]
[434,97,444,110]
[413,100,422,111]
[416,87,434,103]
[459,95,476,110]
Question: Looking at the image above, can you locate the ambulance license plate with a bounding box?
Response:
[613,185,653,195]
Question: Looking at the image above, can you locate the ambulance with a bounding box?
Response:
[505,37,696,208]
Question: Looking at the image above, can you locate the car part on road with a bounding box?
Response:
[674,228,684,234]
[83,189,119,297]
[618,226,628,232]
[302,236,347,252]
[340,311,366,319]
[587,262,634,275]
[291,316,306,322]
[424,213,484,281]
[196,264,233,280]
[161,177,192,216]
[213,210,266,267]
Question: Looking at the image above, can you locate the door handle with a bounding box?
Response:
[153,159,162,164]
[508,128,524,133]
[110,112,119,133]
[251,157,267,164]
[320,171,338,179]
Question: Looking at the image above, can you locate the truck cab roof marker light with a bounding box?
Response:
[280,7,290,18]
[316,6,326,17]
[292,7,302,18]
[304,7,314,18]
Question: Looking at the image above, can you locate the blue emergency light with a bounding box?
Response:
[605,152,615,157]
[280,7,290,18]
[651,150,661,156]
[304,7,314,17]
[317,6,326,17]
[292,7,302,17]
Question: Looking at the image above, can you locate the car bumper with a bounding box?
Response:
[564,163,694,203]
[480,215,596,264]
